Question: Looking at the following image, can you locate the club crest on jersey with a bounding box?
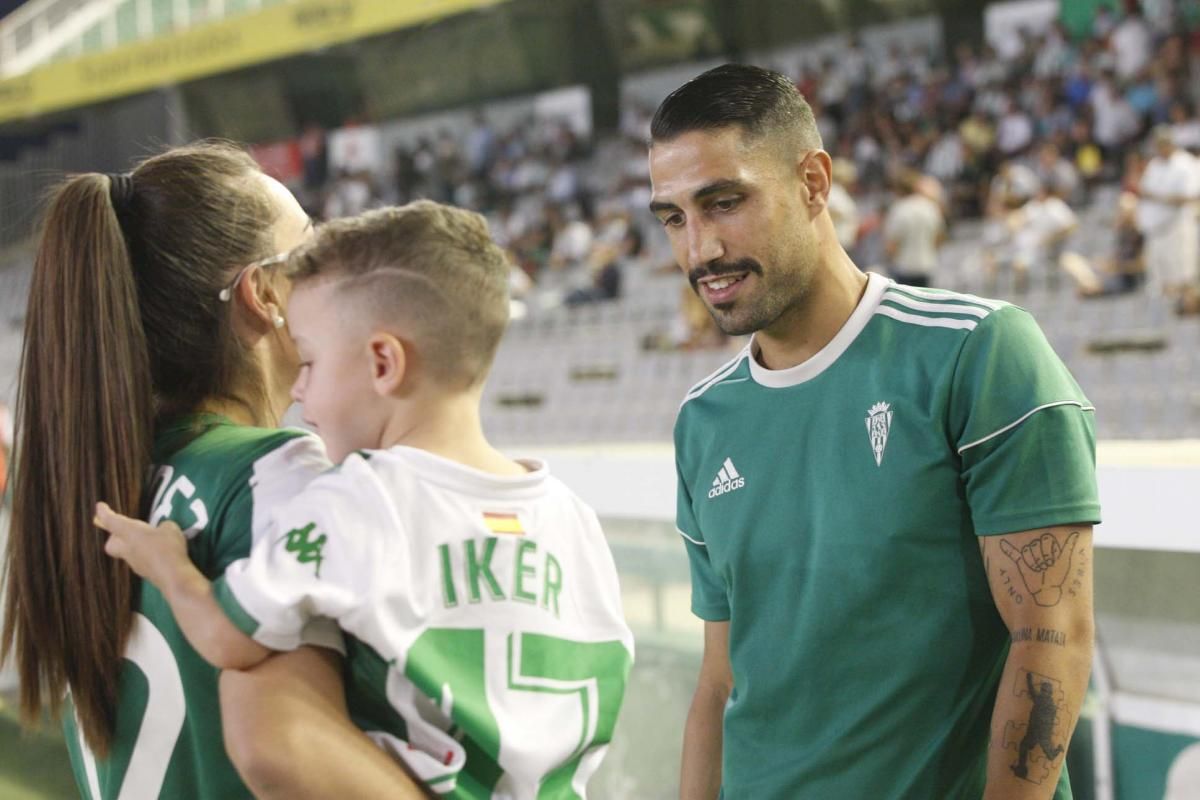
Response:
[865,401,893,467]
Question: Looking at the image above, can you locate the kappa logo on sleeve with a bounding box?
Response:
[278,522,327,577]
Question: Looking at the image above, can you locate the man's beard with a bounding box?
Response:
[690,257,807,337]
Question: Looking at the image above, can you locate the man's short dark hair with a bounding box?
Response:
[650,63,823,152]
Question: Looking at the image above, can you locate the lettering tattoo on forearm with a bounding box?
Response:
[1066,545,1088,600]
[1000,669,1069,784]
[997,530,1081,607]
[1010,627,1067,647]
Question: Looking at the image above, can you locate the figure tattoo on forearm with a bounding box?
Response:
[1002,669,1068,784]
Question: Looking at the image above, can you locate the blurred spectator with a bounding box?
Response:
[1110,5,1154,81]
[298,123,329,192]
[1137,126,1200,295]
[996,95,1035,157]
[1170,101,1200,151]
[1093,6,1118,39]
[989,159,1040,212]
[565,243,623,307]
[1061,192,1146,297]
[547,204,594,271]
[1067,118,1105,185]
[882,171,945,287]
[323,169,375,220]
[672,285,729,351]
[465,111,497,178]
[1034,141,1082,205]
[1008,181,1079,292]
[1091,74,1140,161]
[828,158,861,254]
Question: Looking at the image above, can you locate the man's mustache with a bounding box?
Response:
[688,259,764,292]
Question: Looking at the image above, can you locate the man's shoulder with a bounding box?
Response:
[875,283,1013,338]
[678,346,753,411]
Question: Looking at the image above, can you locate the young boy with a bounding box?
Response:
[97,201,635,798]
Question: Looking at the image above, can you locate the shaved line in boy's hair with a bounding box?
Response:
[324,266,503,390]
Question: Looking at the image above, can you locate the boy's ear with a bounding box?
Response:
[368,333,408,396]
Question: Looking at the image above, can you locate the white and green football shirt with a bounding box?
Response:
[214,444,635,799]
[676,273,1100,800]
[63,415,339,800]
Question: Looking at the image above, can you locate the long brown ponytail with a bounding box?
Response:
[0,143,279,755]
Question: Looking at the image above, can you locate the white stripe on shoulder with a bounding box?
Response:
[890,284,1008,311]
[883,290,991,319]
[677,527,706,546]
[874,305,978,330]
[958,401,1097,454]
[683,346,752,404]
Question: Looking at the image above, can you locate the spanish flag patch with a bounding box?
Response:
[483,511,524,535]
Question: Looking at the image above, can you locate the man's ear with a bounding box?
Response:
[798,150,833,215]
[368,333,408,396]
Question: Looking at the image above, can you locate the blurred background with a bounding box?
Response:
[0,0,1198,797]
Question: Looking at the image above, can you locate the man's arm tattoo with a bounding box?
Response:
[996,530,1082,607]
[998,668,1070,785]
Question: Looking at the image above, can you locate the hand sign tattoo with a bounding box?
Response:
[999,531,1080,607]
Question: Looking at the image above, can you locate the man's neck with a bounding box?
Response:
[753,252,869,372]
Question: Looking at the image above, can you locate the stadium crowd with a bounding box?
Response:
[286,2,1200,334]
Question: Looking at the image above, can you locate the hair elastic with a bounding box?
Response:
[107,173,135,211]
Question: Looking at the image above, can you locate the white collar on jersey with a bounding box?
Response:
[747,271,888,389]
[383,445,549,499]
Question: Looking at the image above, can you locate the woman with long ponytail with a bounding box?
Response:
[1,144,418,798]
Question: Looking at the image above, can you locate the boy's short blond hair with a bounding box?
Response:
[287,201,511,389]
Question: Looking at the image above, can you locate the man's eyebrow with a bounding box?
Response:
[649,180,746,214]
[692,179,745,201]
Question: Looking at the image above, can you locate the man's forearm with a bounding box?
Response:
[680,683,726,800]
[983,636,1093,799]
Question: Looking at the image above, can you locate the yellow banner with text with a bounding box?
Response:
[0,0,504,124]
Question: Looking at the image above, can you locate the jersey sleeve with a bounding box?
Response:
[676,438,729,621]
[214,454,383,652]
[949,306,1101,536]
[209,432,332,575]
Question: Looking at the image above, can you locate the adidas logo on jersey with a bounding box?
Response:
[708,458,746,499]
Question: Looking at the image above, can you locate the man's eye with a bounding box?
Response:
[660,213,684,228]
[713,197,740,212]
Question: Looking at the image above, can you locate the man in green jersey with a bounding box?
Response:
[648,64,1099,799]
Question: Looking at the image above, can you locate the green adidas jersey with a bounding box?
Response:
[63,416,337,800]
[675,274,1101,800]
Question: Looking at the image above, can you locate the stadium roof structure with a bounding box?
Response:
[0,0,504,124]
